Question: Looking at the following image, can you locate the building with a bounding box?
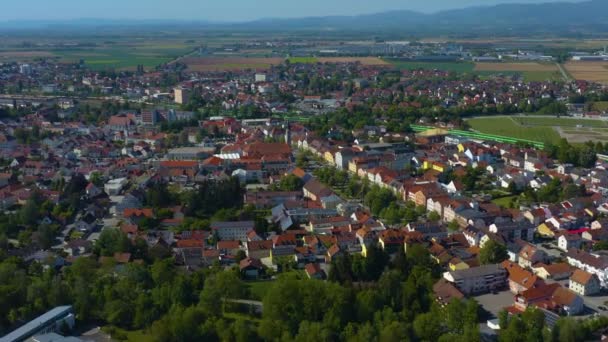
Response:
[211,221,255,242]
[104,178,128,196]
[2,306,75,342]
[174,87,191,105]
[569,269,601,296]
[443,264,508,295]
[566,249,608,287]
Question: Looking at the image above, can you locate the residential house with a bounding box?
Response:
[569,269,601,296]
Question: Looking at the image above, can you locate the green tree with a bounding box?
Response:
[479,240,508,265]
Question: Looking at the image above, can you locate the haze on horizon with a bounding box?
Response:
[0,0,585,22]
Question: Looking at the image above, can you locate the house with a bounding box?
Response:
[246,240,273,260]
[502,261,544,294]
[211,221,255,242]
[514,283,584,316]
[443,264,508,295]
[569,269,601,296]
[433,278,464,307]
[518,243,547,269]
[305,263,326,280]
[303,179,334,202]
[240,257,265,280]
[565,249,608,287]
[217,240,241,256]
[532,263,572,281]
[558,234,583,252]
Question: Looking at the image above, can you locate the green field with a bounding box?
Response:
[384,59,475,73]
[287,57,318,64]
[512,117,608,128]
[467,117,562,143]
[492,195,518,208]
[467,116,608,143]
[54,43,195,70]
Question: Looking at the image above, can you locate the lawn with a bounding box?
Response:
[467,117,561,143]
[492,195,518,208]
[384,59,475,73]
[288,57,318,64]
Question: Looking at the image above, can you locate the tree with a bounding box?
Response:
[479,240,508,265]
[428,211,441,223]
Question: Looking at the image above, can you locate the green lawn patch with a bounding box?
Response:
[288,57,318,64]
[492,195,518,208]
[512,117,608,128]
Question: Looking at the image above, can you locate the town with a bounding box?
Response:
[4,3,608,342]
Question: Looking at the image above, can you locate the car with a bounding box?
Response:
[598,306,607,311]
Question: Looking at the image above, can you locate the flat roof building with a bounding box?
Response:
[2,306,75,342]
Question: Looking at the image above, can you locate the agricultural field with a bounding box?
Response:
[181,57,284,72]
[0,40,198,71]
[474,62,562,82]
[564,61,608,84]
[317,57,389,65]
[467,116,608,143]
[384,59,475,73]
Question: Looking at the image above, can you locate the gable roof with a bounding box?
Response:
[570,269,596,285]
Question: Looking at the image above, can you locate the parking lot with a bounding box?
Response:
[475,290,515,319]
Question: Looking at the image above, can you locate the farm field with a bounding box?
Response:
[564,61,608,84]
[474,62,562,82]
[0,40,198,70]
[317,57,389,65]
[384,59,475,73]
[181,57,284,71]
[467,116,608,143]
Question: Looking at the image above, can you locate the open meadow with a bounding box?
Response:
[467,116,608,144]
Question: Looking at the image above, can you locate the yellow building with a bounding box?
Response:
[537,223,556,238]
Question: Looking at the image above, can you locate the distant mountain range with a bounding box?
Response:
[236,0,608,35]
[1,0,607,36]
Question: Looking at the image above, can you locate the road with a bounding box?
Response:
[556,63,572,82]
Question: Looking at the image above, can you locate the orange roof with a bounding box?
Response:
[502,261,541,289]
[571,269,595,285]
[123,208,154,218]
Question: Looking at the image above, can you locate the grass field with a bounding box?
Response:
[468,117,561,143]
[384,59,475,73]
[467,116,608,143]
[592,102,608,111]
[474,62,561,82]
[512,117,608,128]
[182,57,283,71]
[318,57,389,65]
[288,57,318,64]
[565,61,608,84]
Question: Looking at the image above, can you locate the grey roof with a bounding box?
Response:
[447,264,506,281]
[28,332,83,342]
[2,306,73,342]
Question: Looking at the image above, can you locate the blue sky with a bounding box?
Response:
[1,0,583,22]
